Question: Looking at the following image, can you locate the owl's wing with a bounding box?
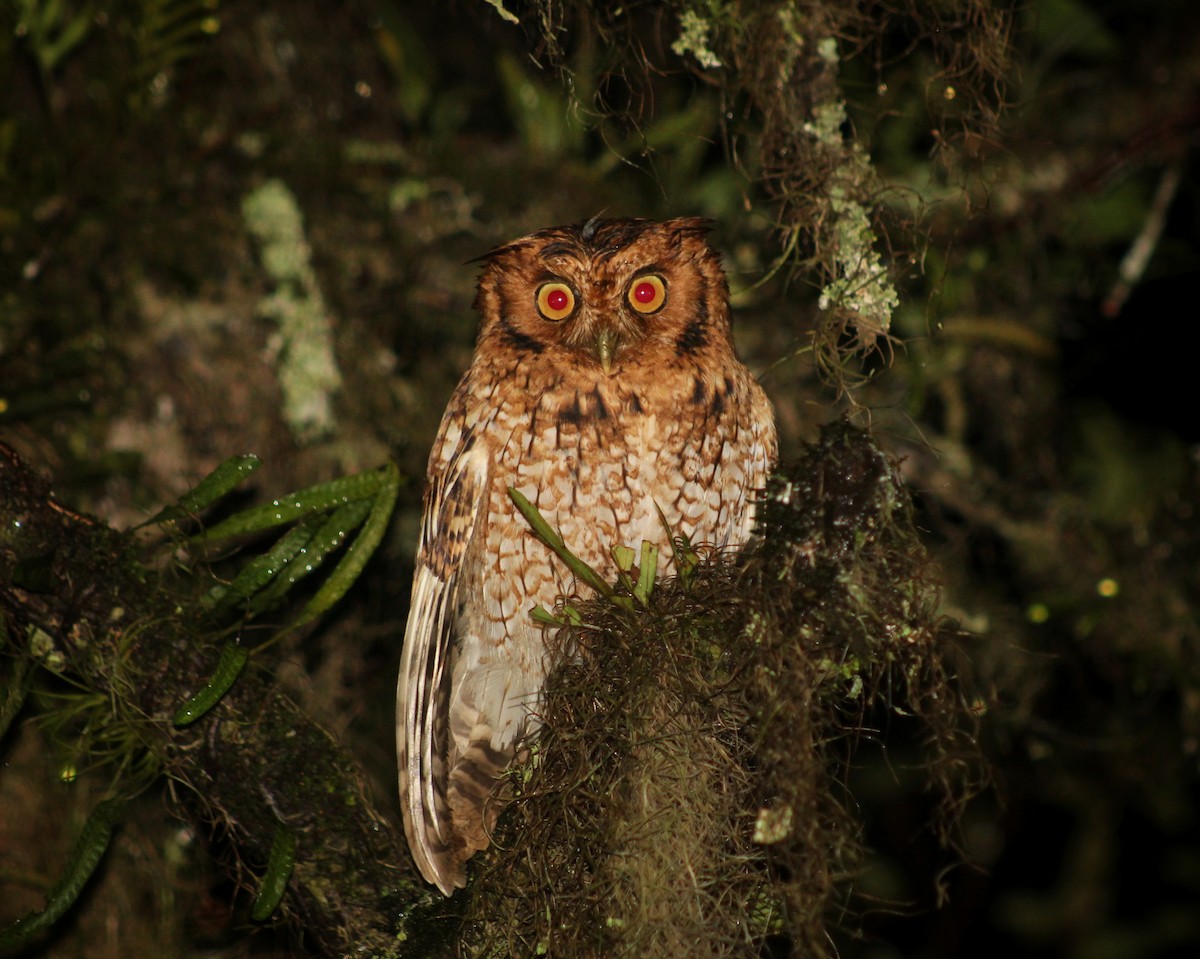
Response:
[396,433,488,895]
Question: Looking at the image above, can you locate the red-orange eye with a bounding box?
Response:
[628,274,667,314]
[536,282,576,321]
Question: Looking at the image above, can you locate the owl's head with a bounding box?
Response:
[473,217,733,375]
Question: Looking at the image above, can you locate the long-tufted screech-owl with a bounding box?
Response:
[396,216,778,894]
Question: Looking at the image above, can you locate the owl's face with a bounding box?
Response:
[474,217,733,376]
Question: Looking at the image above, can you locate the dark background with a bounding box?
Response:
[2,0,1198,956]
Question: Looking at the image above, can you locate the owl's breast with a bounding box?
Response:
[488,365,759,589]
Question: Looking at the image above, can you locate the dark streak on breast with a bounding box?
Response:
[628,392,645,415]
[527,401,540,451]
[675,297,709,355]
[499,314,544,354]
[553,386,620,434]
[590,386,611,420]
[556,393,584,429]
[690,376,707,406]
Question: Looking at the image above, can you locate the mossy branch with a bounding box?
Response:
[464,422,980,957]
[1,425,980,956]
[0,443,452,957]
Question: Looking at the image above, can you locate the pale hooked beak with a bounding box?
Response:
[595,328,619,374]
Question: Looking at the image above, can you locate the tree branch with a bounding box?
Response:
[0,442,453,957]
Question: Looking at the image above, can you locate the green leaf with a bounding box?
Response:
[633,540,659,606]
[0,799,123,949]
[251,822,297,921]
[142,454,262,527]
[191,464,394,543]
[173,642,249,726]
[203,514,324,613]
[656,503,698,589]
[283,461,400,631]
[530,603,584,628]
[508,487,615,600]
[246,500,373,614]
[38,7,92,72]
[611,544,636,573]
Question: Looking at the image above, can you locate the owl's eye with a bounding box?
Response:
[627,274,667,314]
[536,282,576,321]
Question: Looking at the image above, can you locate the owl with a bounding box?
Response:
[396,216,777,895]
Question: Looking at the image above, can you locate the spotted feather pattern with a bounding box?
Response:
[397,217,777,894]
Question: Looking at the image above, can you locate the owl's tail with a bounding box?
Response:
[397,691,510,894]
[397,561,516,895]
[445,722,512,865]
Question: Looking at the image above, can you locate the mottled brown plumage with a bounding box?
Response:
[396,217,777,894]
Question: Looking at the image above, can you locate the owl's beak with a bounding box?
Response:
[595,328,619,374]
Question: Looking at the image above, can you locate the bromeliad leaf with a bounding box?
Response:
[508,487,618,601]
[141,454,262,527]
[608,540,659,606]
[251,821,297,921]
[191,466,397,544]
[0,799,124,950]
[530,603,584,628]
[634,540,658,606]
[246,500,373,616]
[203,514,325,613]
[173,642,249,726]
[656,501,699,589]
[283,460,400,632]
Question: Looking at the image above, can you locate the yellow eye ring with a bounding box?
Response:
[627,274,667,314]
[536,282,576,321]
